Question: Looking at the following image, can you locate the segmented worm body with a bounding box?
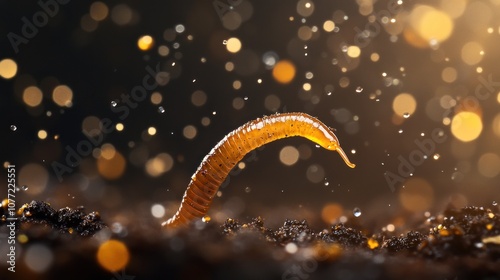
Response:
[163,112,355,228]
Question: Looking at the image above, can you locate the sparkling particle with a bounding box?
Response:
[111,101,117,107]
[355,86,363,93]
[433,154,440,160]
[403,112,410,118]
[284,242,298,254]
[10,125,17,131]
[21,185,28,191]
[353,207,362,217]
[158,106,165,113]
[493,201,498,206]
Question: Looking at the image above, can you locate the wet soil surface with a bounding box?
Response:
[1,200,500,280]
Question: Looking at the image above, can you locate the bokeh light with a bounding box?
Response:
[97,150,126,180]
[399,177,434,212]
[23,86,43,107]
[0,58,18,79]
[138,35,154,51]
[226,37,242,53]
[52,85,73,107]
[96,240,130,272]
[477,153,500,178]
[392,93,417,118]
[279,146,300,166]
[451,111,483,142]
[272,60,296,84]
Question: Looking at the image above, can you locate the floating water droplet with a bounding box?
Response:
[351,149,356,154]
[245,187,251,193]
[158,106,165,113]
[10,125,17,131]
[353,207,362,217]
[111,101,117,107]
[433,154,440,160]
[355,86,363,93]
[493,201,498,206]
[326,91,332,96]
[324,180,329,186]
[222,40,228,45]
[403,112,410,118]
[212,111,217,115]
[21,185,28,191]
[398,129,403,134]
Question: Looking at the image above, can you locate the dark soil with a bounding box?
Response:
[1,200,500,280]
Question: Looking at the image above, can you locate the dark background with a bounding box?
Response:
[1,0,499,230]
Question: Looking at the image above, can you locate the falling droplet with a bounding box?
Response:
[353,207,362,217]
[355,87,363,93]
[21,185,28,191]
[10,125,17,131]
[158,106,165,114]
[398,129,403,134]
[433,154,440,160]
[403,112,410,118]
[222,40,228,45]
[245,187,251,193]
[493,201,498,206]
[202,216,211,223]
[111,101,117,107]
[324,180,329,186]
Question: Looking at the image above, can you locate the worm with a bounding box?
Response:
[162,112,355,228]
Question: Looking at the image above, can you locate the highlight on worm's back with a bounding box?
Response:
[162,112,355,228]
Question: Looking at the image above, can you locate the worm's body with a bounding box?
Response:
[163,112,355,228]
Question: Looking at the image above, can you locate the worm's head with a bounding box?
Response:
[325,128,356,168]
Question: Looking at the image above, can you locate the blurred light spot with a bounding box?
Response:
[392,93,417,117]
[285,242,298,254]
[97,240,130,272]
[409,5,454,45]
[52,85,73,107]
[90,2,109,21]
[183,125,197,139]
[272,60,296,84]
[175,24,185,33]
[0,58,18,79]
[191,90,207,106]
[115,123,124,131]
[146,153,174,177]
[97,151,126,180]
[262,51,278,68]
[225,61,234,72]
[461,42,483,65]
[346,46,361,58]
[440,0,466,18]
[264,94,281,111]
[24,244,53,273]
[232,97,245,110]
[226,37,242,53]
[138,35,154,51]
[101,143,116,160]
[399,177,434,212]
[321,203,342,224]
[222,11,242,30]
[232,80,242,90]
[303,83,311,91]
[19,163,48,195]
[150,92,163,105]
[297,0,315,17]
[147,127,157,136]
[306,164,325,183]
[111,4,132,26]
[370,53,380,62]
[323,20,335,32]
[279,146,299,166]
[82,116,101,137]
[158,45,170,56]
[23,86,43,107]
[37,130,47,140]
[339,77,350,88]
[81,14,98,32]
[441,67,457,83]
[478,153,500,177]
[151,204,165,218]
[451,111,482,142]
[297,26,313,41]
[201,117,211,126]
[493,113,500,138]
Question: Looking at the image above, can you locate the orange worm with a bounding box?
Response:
[162,112,355,228]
